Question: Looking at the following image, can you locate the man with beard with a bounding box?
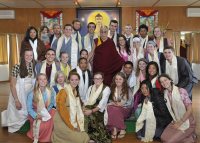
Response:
[72,19,82,53]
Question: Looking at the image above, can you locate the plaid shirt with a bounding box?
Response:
[11,63,33,78]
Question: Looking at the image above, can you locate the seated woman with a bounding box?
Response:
[52,72,89,143]
[53,71,67,94]
[136,80,173,142]
[158,74,196,143]
[136,80,172,142]
[27,73,56,143]
[146,61,161,90]
[1,49,35,133]
[84,72,111,143]
[107,72,133,139]
[133,58,147,117]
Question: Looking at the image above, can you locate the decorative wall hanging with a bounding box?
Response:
[40,10,63,34]
[136,9,158,35]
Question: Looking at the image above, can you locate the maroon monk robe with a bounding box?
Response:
[93,38,125,85]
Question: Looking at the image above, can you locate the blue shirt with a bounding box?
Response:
[27,88,55,119]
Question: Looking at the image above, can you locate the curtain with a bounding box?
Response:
[173,32,181,56]
[185,33,192,62]
[9,33,24,68]
[191,33,200,63]
[9,34,19,68]
[0,34,8,64]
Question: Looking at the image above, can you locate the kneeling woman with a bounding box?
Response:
[107,72,133,139]
[136,80,172,142]
[27,73,56,143]
[158,74,196,143]
[84,72,111,143]
[52,72,89,143]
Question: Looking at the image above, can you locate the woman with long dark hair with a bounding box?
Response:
[20,26,46,61]
[136,79,172,142]
[158,74,196,143]
[146,61,161,90]
[117,34,131,61]
[1,49,36,133]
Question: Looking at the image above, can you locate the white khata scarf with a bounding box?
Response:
[140,35,149,49]
[65,84,85,131]
[76,66,89,103]
[159,37,164,53]
[108,30,117,47]
[29,39,38,60]
[85,83,103,106]
[129,47,144,71]
[147,51,161,74]
[40,60,57,87]
[136,100,156,142]
[33,88,51,143]
[164,85,190,131]
[56,83,67,91]
[83,33,98,52]
[56,35,78,69]
[165,55,179,85]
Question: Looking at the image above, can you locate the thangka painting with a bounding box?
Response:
[77,8,121,36]
[136,9,158,35]
[40,10,63,34]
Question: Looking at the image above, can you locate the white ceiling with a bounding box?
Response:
[0,0,200,8]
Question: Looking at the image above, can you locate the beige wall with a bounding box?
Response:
[0,7,200,34]
[0,8,76,33]
[122,7,200,32]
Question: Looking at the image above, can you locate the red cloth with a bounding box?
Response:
[107,105,132,131]
[93,38,125,85]
[27,109,56,142]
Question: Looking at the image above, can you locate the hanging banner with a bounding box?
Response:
[40,10,63,34]
[136,9,158,35]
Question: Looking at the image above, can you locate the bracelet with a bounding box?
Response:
[14,98,19,102]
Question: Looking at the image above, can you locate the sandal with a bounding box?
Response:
[111,134,117,140]
[111,129,118,140]
[117,130,126,139]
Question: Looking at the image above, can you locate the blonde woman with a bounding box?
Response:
[27,73,56,143]
[53,71,67,94]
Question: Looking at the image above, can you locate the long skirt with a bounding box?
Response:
[27,109,56,142]
[85,111,111,143]
[107,105,132,132]
[1,77,34,133]
[161,116,196,143]
[52,112,89,143]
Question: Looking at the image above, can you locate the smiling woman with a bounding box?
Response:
[52,72,89,143]
[84,72,111,143]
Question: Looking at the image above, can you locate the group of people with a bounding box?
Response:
[1,18,198,143]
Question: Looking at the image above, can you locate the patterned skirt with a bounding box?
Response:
[84,105,111,143]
